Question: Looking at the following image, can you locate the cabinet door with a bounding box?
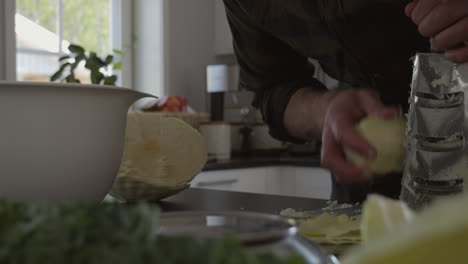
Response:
[294,167,332,200]
[265,166,296,197]
[214,0,234,55]
[191,171,236,191]
[191,168,267,193]
[192,167,331,199]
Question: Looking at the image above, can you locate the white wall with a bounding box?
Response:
[131,0,236,112]
[165,0,236,112]
[165,0,216,112]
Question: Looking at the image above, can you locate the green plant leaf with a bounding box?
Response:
[113,62,123,70]
[66,73,80,83]
[50,62,71,82]
[59,55,70,61]
[85,61,98,71]
[59,62,71,71]
[68,44,85,54]
[85,59,101,71]
[104,55,114,65]
[71,54,85,71]
[50,70,63,82]
[96,56,106,66]
[103,75,117,85]
[91,70,104,84]
[113,49,122,55]
[85,52,106,71]
[76,53,86,63]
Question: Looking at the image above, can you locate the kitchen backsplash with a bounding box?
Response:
[222,89,287,153]
[223,90,262,124]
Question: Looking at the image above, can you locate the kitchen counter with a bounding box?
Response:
[157,188,351,257]
[158,188,328,214]
[203,155,321,171]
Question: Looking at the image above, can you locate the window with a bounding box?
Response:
[15,0,116,83]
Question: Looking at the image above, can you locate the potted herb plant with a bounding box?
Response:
[50,44,121,85]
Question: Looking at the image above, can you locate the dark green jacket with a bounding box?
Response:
[224,0,429,142]
[223,0,430,202]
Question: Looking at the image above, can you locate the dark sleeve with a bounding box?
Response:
[223,0,327,143]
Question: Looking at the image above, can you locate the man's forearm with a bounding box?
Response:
[283,88,339,141]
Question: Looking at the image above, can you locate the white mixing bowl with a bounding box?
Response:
[0,82,154,202]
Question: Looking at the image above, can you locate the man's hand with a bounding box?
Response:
[320,90,396,183]
[405,0,468,62]
[284,88,396,183]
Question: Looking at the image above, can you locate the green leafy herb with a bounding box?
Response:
[0,199,306,264]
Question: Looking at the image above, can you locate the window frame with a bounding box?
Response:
[1,0,17,81]
[17,0,77,62]
[111,0,132,88]
[132,0,169,97]
[3,0,166,93]
[14,0,131,85]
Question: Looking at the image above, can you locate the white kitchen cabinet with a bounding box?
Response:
[214,0,234,55]
[191,167,267,193]
[265,167,296,197]
[265,166,331,200]
[294,167,332,200]
[192,166,332,200]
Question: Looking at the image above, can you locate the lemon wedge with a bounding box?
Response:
[342,193,468,264]
[361,194,414,244]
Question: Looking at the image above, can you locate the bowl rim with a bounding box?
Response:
[0,81,156,99]
[0,80,132,93]
[159,211,298,244]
